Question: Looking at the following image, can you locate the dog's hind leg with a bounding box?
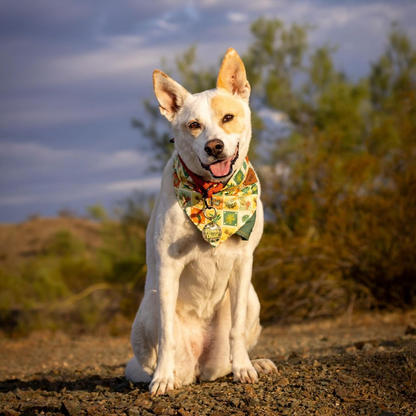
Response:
[125,357,152,383]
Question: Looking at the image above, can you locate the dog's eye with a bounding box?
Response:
[188,121,201,130]
[223,114,234,123]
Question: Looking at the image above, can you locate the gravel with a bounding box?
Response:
[0,314,415,415]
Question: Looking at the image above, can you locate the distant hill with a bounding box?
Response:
[0,216,102,270]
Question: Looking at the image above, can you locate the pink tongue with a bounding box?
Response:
[210,158,231,177]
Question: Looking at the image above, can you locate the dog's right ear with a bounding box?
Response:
[153,70,190,122]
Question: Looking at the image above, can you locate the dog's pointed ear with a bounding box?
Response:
[153,70,190,122]
[217,48,250,102]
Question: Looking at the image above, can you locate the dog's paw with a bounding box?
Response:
[251,358,278,375]
[149,372,182,396]
[232,364,258,384]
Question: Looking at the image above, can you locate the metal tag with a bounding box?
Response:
[202,222,222,244]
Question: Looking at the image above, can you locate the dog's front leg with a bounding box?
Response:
[229,257,258,383]
[149,259,181,396]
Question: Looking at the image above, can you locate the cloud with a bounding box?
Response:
[1,0,416,223]
[0,176,161,207]
[104,177,161,193]
[0,141,158,207]
[227,13,248,23]
[0,141,150,181]
[0,96,138,128]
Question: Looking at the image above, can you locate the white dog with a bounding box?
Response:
[125,48,277,396]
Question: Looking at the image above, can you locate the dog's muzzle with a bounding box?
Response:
[199,143,239,179]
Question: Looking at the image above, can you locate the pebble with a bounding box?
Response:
[61,400,82,416]
[404,323,416,335]
[277,377,290,386]
[338,374,358,385]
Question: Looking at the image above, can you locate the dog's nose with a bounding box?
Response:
[204,139,224,157]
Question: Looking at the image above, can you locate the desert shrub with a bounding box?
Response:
[251,22,416,321]
[140,20,416,322]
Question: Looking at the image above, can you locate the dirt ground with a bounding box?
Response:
[1,312,415,416]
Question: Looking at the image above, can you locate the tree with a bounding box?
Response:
[131,18,416,320]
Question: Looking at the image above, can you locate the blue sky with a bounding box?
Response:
[1,0,415,222]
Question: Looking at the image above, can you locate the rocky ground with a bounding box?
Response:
[0,313,415,416]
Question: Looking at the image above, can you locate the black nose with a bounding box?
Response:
[204,139,224,157]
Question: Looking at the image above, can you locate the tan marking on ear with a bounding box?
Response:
[211,94,245,135]
[217,48,250,102]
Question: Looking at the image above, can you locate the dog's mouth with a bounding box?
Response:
[199,144,239,179]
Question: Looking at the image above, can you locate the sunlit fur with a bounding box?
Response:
[125,48,276,396]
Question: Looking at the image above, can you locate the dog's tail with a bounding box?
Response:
[125,357,152,383]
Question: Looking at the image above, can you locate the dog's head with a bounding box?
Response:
[153,48,251,182]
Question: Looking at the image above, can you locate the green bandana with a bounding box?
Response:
[173,156,259,247]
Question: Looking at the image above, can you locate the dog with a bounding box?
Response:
[125,48,277,396]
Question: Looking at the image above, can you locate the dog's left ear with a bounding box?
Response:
[217,48,250,102]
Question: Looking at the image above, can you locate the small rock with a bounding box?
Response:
[277,377,289,386]
[244,385,255,396]
[152,403,169,415]
[247,397,259,407]
[228,397,242,407]
[354,341,366,350]
[128,409,140,416]
[167,389,181,398]
[3,409,20,416]
[315,406,334,415]
[405,323,416,335]
[61,400,82,416]
[85,404,104,414]
[363,343,373,351]
[338,374,358,385]
[135,397,152,409]
[313,360,321,367]
[177,409,192,416]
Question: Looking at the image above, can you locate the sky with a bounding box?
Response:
[1,0,416,223]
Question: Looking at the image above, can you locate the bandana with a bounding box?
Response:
[173,155,259,247]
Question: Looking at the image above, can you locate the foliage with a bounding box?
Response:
[133,19,416,322]
[1,19,415,335]
[0,203,148,335]
[252,20,416,321]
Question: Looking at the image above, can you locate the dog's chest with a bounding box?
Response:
[177,238,242,319]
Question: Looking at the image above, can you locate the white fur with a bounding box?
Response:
[126,49,276,396]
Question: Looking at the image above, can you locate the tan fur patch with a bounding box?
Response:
[210,94,245,135]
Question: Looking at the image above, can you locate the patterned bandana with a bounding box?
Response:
[173,155,259,247]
